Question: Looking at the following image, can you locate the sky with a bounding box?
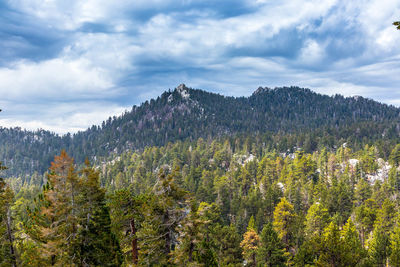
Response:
[0,0,400,134]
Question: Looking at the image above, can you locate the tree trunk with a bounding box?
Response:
[188,242,194,262]
[164,211,171,255]
[130,218,138,264]
[6,209,17,267]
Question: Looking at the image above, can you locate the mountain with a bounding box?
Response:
[1,84,400,177]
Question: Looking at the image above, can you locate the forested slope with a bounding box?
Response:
[4,135,400,265]
[1,84,400,177]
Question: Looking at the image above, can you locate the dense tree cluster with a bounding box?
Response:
[2,86,400,265]
[1,85,400,178]
[2,136,400,266]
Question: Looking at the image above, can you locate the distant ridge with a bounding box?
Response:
[1,84,400,177]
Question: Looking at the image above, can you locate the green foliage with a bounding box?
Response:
[315,222,342,266]
[0,161,17,266]
[6,122,400,265]
[2,85,400,178]
[304,202,330,238]
[316,219,366,266]
[240,228,260,266]
[389,144,400,167]
[76,160,122,266]
[256,222,287,267]
[273,198,296,249]
[24,152,121,266]
[390,225,400,266]
[368,199,397,266]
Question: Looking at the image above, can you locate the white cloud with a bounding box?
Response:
[0,32,138,133]
[2,0,400,134]
[7,0,175,30]
[0,58,113,101]
[0,101,128,134]
[298,39,325,65]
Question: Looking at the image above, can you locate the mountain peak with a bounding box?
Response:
[176,83,188,91]
[252,86,271,95]
[175,83,190,99]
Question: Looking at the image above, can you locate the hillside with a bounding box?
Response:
[1,84,400,177]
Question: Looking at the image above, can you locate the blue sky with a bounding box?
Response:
[0,0,399,134]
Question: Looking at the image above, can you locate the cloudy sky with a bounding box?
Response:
[0,0,400,134]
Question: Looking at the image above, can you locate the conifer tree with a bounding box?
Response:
[137,167,187,265]
[256,222,287,267]
[240,217,260,267]
[214,224,243,266]
[0,161,17,267]
[354,198,377,247]
[368,199,396,266]
[37,150,80,265]
[76,159,122,266]
[315,222,342,266]
[341,219,366,266]
[294,202,329,265]
[273,198,296,250]
[304,202,329,238]
[172,201,208,266]
[390,225,400,266]
[109,187,145,264]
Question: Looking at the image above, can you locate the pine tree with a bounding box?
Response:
[294,202,329,265]
[256,222,287,267]
[389,144,400,167]
[214,224,242,266]
[137,167,188,265]
[341,219,366,266]
[368,199,396,266]
[76,159,122,266]
[240,227,260,266]
[37,150,80,265]
[273,198,296,250]
[25,151,122,266]
[0,161,17,267]
[172,201,208,266]
[109,187,145,265]
[390,225,400,266]
[316,222,343,266]
[354,198,377,247]
[304,202,329,238]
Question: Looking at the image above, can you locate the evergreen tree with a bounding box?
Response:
[172,201,208,266]
[390,225,400,266]
[214,225,242,267]
[304,202,329,238]
[240,227,260,266]
[340,219,366,266]
[368,199,396,266]
[137,168,188,265]
[31,150,81,265]
[315,222,343,267]
[0,161,17,267]
[256,222,287,267]
[354,198,377,247]
[109,187,145,264]
[76,159,122,266]
[273,198,296,250]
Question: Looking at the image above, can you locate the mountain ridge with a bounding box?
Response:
[1,84,400,177]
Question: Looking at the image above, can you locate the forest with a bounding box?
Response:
[2,85,400,178]
[1,1,400,266]
[3,133,400,266]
